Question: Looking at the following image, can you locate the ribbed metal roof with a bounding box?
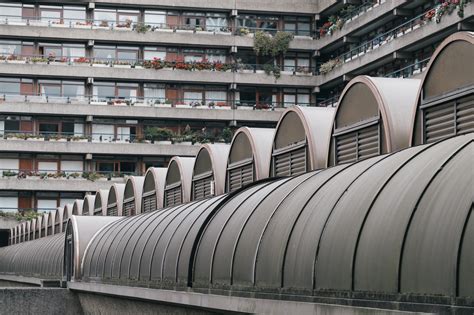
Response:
[82,195,227,287]
[0,233,64,279]
[79,132,473,299]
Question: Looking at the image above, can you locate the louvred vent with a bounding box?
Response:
[142,193,157,213]
[227,163,253,192]
[273,146,307,177]
[335,124,380,164]
[165,186,182,207]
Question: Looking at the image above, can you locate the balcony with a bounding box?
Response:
[0,19,315,51]
[0,56,318,87]
[0,169,127,192]
[316,3,472,86]
[315,0,406,50]
[0,137,200,157]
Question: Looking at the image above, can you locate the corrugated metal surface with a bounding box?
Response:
[0,233,64,279]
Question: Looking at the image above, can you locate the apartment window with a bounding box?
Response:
[184,90,204,105]
[284,52,311,72]
[94,45,138,63]
[144,10,166,27]
[37,199,58,212]
[63,6,86,24]
[39,43,85,60]
[39,5,86,24]
[144,47,166,60]
[183,12,205,29]
[206,13,228,32]
[206,49,227,63]
[37,160,59,174]
[0,3,22,19]
[39,80,84,98]
[206,90,227,105]
[40,5,62,23]
[0,77,21,95]
[117,83,139,100]
[144,83,166,103]
[237,15,257,29]
[97,161,136,175]
[183,49,204,63]
[93,82,138,100]
[95,8,139,27]
[116,125,137,142]
[283,88,311,107]
[0,40,21,56]
[284,16,311,36]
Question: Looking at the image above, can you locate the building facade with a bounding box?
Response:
[0,0,472,214]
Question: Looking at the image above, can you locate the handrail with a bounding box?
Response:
[0,53,317,75]
[384,57,431,78]
[0,94,315,108]
[0,13,314,37]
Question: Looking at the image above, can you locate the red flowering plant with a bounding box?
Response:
[73,57,90,63]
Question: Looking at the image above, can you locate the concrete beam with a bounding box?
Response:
[0,177,121,192]
[0,25,316,51]
[392,51,412,59]
[69,282,424,315]
[343,36,359,43]
[0,139,200,156]
[0,103,283,122]
[0,63,318,87]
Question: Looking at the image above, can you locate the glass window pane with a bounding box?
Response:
[41,85,61,96]
[117,50,137,62]
[0,4,21,19]
[63,8,86,24]
[63,83,84,97]
[95,10,115,26]
[0,81,20,94]
[144,11,166,26]
[94,47,115,60]
[144,50,166,60]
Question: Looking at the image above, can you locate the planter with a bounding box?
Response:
[216,106,232,110]
[113,64,132,68]
[71,139,88,143]
[49,138,67,142]
[133,65,143,69]
[92,63,110,68]
[27,137,44,141]
[180,141,192,145]
[90,101,108,105]
[155,28,173,32]
[6,137,22,141]
[238,106,254,111]
[175,104,192,109]
[26,176,40,180]
[176,29,194,33]
[7,60,27,64]
[156,140,172,145]
[155,104,173,108]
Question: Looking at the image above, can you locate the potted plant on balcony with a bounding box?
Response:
[2,170,18,178]
[26,134,44,141]
[216,102,231,110]
[221,127,233,144]
[144,127,174,144]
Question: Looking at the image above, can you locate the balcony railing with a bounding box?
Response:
[318,2,466,75]
[0,207,58,213]
[0,14,314,37]
[384,57,430,78]
[0,53,317,77]
[0,94,315,109]
[0,167,138,181]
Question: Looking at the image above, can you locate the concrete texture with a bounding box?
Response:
[69,282,429,315]
[0,177,120,192]
[0,280,36,288]
[0,63,318,87]
[0,25,316,51]
[0,288,83,315]
[0,139,200,156]
[0,103,283,123]
[77,292,222,315]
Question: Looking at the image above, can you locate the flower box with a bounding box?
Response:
[27,137,44,141]
[6,137,22,141]
[113,64,132,68]
[238,106,254,111]
[216,106,231,110]
[49,138,67,142]
[7,60,27,64]
[71,139,88,143]
[90,101,108,105]
[176,29,194,34]
[180,141,193,145]
[155,104,173,108]
[175,104,192,108]
[92,63,110,68]
[156,140,172,145]
[281,70,293,75]
[155,28,174,33]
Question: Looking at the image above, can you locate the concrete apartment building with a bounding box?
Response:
[0,0,472,213]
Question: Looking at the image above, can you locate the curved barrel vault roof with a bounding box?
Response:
[193,143,231,198]
[123,176,145,215]
[82,194,95,216]
[165,157,196,205]
[77,132,474,301]
[107,183,126,216]
[72,200,84,216]
[272,106,335,171]
[411,31,474,145]
[227,127,275,183]
[331,75,420,160]
[141,167,167,211]
[93,189,109,216]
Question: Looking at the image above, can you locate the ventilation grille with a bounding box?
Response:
[424,96,474,143]
[107,205,118,216]
[48,226,52,235]
[335,124,380,164]
[142,193,157,213]
[54,223,60,233]
[165,186,182,207]
[193,176,213,200]
[93,208,102,216]
[273,146,307,177]
[227,163,254,192]
[122,201,135,216]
